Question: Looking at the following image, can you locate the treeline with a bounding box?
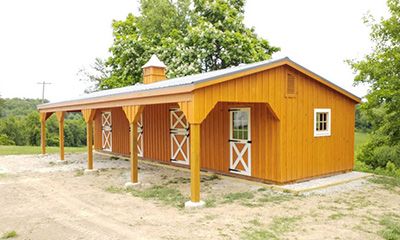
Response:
[0,98,86,147]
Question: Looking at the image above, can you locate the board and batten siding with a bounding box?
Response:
[191,65,356,183]
[92,65,356,183]
[94,107,130,155]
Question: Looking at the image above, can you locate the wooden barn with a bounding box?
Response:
[38,55,361,207]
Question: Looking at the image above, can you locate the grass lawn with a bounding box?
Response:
[0,145,86,155]
[355,131,370,151]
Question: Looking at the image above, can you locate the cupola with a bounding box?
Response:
[142,55,167,84]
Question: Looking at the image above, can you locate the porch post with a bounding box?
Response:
[122,105,143,188]
[81,109,96,171]
[129,121,138,183]
[56,111,65,160]
[87,121,93,169]
[39,112,50,154]
[189,123,201,203]
[178,101,206,208]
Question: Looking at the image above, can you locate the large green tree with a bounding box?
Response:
[349,0,400,169]
[84,0,279,90]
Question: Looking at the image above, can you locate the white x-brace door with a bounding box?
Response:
[137,113,144,157]
[229,108,251,176]
[101,112,112,152]
[170,108,190,165]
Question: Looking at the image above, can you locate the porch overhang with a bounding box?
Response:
[37,85,194,113]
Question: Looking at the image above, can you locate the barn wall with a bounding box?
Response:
[279,65,355,182]
[142,103,176,162]
[93,107,130,155]
[200,102,278,181]
[193,66,356,183]
[92,65,356,183]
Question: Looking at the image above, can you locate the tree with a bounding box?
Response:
[84,0,279,90]
[348,0,400,169]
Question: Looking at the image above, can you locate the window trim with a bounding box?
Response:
[314,108,331,137]
[229,108,251,142]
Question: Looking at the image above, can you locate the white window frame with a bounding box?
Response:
[314,108,331,137]
[229,108,251,142]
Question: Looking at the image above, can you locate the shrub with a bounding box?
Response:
[0,134,15,145]
[357,134,400,169]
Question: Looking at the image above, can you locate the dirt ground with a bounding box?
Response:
[0,153,399,240]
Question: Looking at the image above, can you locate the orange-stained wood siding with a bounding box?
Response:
[192,65,356,183]
[200,102,279,181]
[93,65,356,183]
[94,107,130,155]
[142,103,176,162]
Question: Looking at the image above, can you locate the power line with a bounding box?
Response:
[37,81,52,103]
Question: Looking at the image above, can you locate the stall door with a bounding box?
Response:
[170,108,190,165]
[101,112,112,151]
[229,108,251,176]
[137,113,144,157]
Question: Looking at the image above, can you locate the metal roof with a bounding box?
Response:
[38,57,360,109]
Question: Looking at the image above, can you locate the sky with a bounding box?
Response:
[0,0,389,102]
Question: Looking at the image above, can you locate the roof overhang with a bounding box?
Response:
[37,57,361,113]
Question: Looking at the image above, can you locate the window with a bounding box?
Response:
[230,108,250,141]
[286,73,296,97]
[314,108,331,137]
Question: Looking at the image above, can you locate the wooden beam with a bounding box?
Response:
[39,112,53,154]
[122,105,143,183]
[56,112,65,160]
[189,123,201,202]
[81,109,96,170]
[40,119,46,154]
[129,122,138,183]
[86,121,93,169]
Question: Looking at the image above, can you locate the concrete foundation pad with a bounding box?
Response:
[55,160,68,165]
[84,169,99,175]
[124,182,141,189]
[184,200,205,209]
[276,171,371,194]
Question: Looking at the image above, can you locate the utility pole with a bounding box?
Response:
[37,81,51,103]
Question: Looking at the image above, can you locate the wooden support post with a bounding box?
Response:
[81,109,96,170]
[129,122,138,183]
[122,105,143,185]
[189,123,201,202]
[56,112,65,160]
[39,112,52,154]
[40,120,46,154]
[86,121,93,169]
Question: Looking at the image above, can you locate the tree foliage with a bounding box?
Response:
[349,0,400,170]
[0,98,86,147]
[82,0,279,90]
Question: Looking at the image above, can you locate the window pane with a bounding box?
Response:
[243,130,248,140]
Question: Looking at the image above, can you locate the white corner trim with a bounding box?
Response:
[314,108,331,137]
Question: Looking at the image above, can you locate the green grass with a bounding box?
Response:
[368,176,400,190]
[240,216,301,240]
[105,185,188,208]
[355,131,370,152]
[1,231,17,239]
[0,145,86,155]
[379,214,400,240]
[223,191,254,203]
[241,228,278,240]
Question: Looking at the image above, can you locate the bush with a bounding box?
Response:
[357,134,400,169]
[0,134,15,145]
